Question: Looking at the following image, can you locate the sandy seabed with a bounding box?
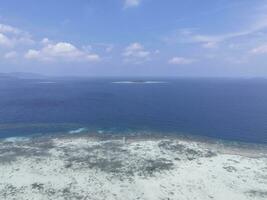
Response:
[0,134,266,200]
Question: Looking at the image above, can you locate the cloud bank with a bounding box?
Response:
[122,42,151,63]
[25,41,100,62]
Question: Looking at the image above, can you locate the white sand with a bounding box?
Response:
[0,136,266,200]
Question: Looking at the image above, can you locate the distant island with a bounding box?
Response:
[112,80,167,84]
[0,72,48,79]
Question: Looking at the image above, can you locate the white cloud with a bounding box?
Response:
[124,0,141,8]
[202,42,218,49]
[4,51,17,59]
[123,43,150,58]
[0,23,21,35]
[86,54,100,61]
[122,42,151,63]
[0,23,102,64]
[0,33,12,47]
[168,57,196,65]
[251,44,267,54]
[105,45,114,52]
[0,23,34,48]
[25,42,100,62]
[167,29,255,49]
[82,45,93,52]
[25,49,40,59]
[41,38,51,45]
[0,24,101,63]
[165,5,267,49]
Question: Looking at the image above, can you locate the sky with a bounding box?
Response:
[1,0,267,77]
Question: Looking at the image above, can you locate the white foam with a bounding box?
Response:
[4,137,30,143]
[68,128,88,134]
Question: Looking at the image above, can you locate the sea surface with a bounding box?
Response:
[0,77,267,144]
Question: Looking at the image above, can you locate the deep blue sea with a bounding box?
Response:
[1,77,267,144]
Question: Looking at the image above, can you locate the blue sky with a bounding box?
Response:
[1,0,267,77]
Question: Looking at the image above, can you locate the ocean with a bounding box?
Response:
[0,77,267,144]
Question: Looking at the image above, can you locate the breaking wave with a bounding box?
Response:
[68,128,88,134]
